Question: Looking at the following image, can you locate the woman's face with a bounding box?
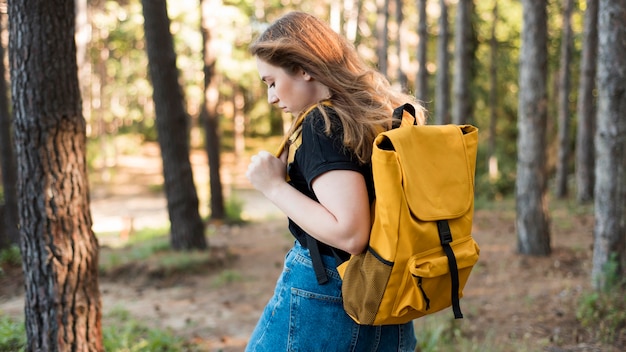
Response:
[256,58,328,116]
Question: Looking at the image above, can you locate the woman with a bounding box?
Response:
[245,11,426,351]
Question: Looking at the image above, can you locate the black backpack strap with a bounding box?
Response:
[306,236,329,285]
[437,220,463,319]
[392,104,417,129]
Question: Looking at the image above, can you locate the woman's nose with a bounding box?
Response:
[268,93,278,105]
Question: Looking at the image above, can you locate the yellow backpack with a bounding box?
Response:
[277,103,480,326]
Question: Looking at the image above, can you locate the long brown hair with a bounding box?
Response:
[250,11,425,164]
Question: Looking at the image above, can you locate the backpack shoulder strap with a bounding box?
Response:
[392,103,417,129]
[274,101,333,284]
[275,101,332,160]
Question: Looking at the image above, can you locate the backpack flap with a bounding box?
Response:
[377,124,478,221]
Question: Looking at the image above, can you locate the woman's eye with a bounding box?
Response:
[269,82,275,88]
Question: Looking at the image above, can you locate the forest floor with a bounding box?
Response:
[0,142,624,351]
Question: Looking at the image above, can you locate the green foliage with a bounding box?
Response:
[577,254,626,344]
[103,307,201,351]
[211,269,243,287]
[99,227,217,278]
[0,245,21,269]
[414,313,540,352]
[0,315,25,352]
[0,310,203,351]
[224,194,246,224]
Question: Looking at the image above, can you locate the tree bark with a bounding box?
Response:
[201,0,225,221]
[452,0,474,125]
[141,0,207,250]
[575,0,598,203]
[435,0,450,125]
[516,0,551,256]
[555,0,575,198]
[592,0,626,290]
[8,0,103,349]
[416,0,429,103]
[0,27,19,248]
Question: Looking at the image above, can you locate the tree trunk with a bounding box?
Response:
[488,1,499,181]
[416,0,429,103]
[435,0,450,125]
[0,28,19,248]
[375,0,390,77]
[516,0,551,256]
[575,0,598,203]
[395,0,408,92]
[141,0,207,250]
[452,0,474,125]
[8,0,103,349]
[555,0,575,198]
[592,0,626,290]
[201,0,225,221]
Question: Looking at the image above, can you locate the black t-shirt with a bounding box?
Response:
[286,105,374,259]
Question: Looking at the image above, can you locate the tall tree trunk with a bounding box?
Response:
[8,0,103,349]
[395,0,408,92]
[375,0,390,77]
[555,0,575,198]
[416,0,429,103]
[575,0,598,203]
[592,0,626,290]
[452,0,474,125]
[488,1,499,181]
[0,27,19,248]
[516,0,551,256]
[435,0,450,125]
[201,0,225,221]
[141,0,207,250]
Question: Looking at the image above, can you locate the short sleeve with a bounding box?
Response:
[295,108,362,189]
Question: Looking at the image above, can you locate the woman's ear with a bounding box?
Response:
[301,70,313,81]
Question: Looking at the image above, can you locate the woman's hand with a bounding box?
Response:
[246,151,287,194]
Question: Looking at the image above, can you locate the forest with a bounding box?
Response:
[0,0,624,351]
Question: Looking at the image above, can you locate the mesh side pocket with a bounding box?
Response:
[341,248,393,325]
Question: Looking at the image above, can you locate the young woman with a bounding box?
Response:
[245,11,426,351]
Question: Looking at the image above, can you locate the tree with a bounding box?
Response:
[575,0,598,203]
[555,0,575,198]
[452,0,475,125]
[141,0,207,250]
[488,1,499,182]
[516,0,551,256]
[395,0,408,92]
[435,0,450,125]
[591,0,626,290]
[375,0,390,77]
[8,0,103,349]
[200,0,226,221]
[416,0,429,103]
[0,33,19,248]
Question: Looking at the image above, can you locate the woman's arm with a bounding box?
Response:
[246,151,370,255]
